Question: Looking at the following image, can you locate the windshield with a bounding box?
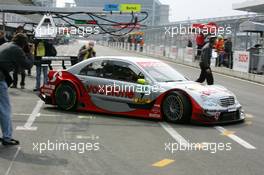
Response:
[137,61,187,82]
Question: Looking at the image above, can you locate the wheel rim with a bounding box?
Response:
[56,84,76,110]
[164,95,184,121]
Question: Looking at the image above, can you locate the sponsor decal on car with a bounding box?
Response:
[50,71,62,83]
[86,85,135,99]
[40,84,56,96]
[133,98,152,104]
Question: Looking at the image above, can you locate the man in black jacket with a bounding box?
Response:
[225,37,233,68]
[196,37,216,85]
[11,26,27,89]
[0,33,33,145]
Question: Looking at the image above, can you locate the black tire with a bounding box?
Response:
[162,91,192,123]
[55,82,77,111]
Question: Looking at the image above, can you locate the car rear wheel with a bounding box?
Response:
[55,82,77,111]
[162,91,192,123]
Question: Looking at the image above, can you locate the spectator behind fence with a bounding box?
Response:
[33,39,57,91]
[224,37,233,68]
[215,35,225,67]
[187,39,193,48]
[0,33,33,146]
[139,36,144,52]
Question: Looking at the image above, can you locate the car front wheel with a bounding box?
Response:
[162,91,192,123]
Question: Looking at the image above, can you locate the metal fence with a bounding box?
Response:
[102,40,264,75]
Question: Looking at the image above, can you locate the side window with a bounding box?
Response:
[101,61,114,79]
[79,60,104,77]
[111,61,143,83]
[78,60,146,83]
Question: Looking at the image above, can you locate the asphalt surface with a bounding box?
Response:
[0,40,264,175]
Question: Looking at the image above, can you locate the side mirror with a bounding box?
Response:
[137,79,147,85]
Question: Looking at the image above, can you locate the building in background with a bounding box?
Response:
[233,1,264,13]
[32,0,56,7]
[74,0,169,26]
[0,0,35,34]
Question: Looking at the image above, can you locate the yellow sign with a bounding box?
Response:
[120,4,142,12]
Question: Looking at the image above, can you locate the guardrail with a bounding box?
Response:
[101,41,264,85]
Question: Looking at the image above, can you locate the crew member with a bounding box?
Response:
[196,37,216,85]
[33,39,57,91]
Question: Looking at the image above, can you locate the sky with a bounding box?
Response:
[57,0,249,22]
[159,0,248,22]
[57,0,75,7]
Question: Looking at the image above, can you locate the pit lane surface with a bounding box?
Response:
[1,40,263,175]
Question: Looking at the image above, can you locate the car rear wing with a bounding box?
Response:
[41,56,78,70]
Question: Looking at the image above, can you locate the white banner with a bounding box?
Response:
[184,47,194,63]
[233,51,250,73]
[177,48,185,60]
[211,49,218,67]
[169,46,178,59]
[165,46,170,57]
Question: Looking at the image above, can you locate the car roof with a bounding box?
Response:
[86,56,163,64]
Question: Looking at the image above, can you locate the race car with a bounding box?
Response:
[39,56,245,124]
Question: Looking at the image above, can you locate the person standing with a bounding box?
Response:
[187,39,193,48]
[33,39,57,91]
[0,33,33,145]
[215,35,225,67]
[11,43,33,89]
[78,41,96,62]
[225,37,233,68]
[11,26,27,89]
[196,32,205,59]
[196,37,216,85]
[139,36,144,52]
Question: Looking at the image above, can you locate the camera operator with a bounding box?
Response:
[0,33,33,146]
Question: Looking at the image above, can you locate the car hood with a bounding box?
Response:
[157,81,238,109]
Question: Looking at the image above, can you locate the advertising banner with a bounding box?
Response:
[233,51,250,73]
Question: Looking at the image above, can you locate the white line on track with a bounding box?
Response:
[16,100,44,131]
[13,113,61,117]
[4,147,21,175]
[160,122,189,146]
[10,97,38,100]
[215,126,256,149]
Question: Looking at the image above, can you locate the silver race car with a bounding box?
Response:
[40,56,245,124]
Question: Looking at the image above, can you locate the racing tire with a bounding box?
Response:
[162,91,192,123]
[55,82,77,111]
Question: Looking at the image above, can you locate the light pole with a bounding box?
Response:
[2,12,5,32]
[152,0,156,26]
